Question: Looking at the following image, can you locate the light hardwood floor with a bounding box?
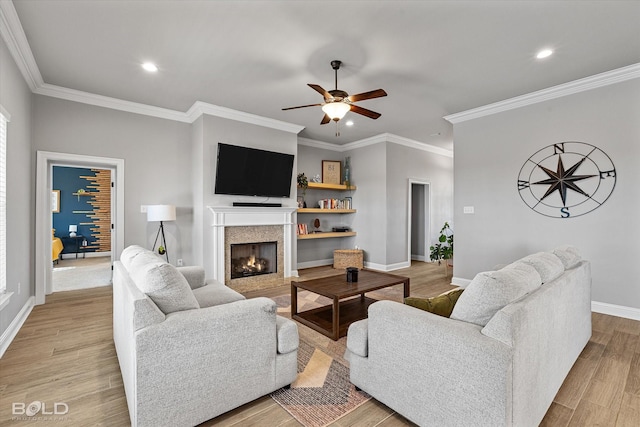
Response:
[1,261,638,426]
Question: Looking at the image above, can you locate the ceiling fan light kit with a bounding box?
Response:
[283,59,387,134]
[322,102,350,120]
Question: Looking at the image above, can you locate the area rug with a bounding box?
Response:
[271,338,370,427]
[270,292,377,427]
[52,257,112,292]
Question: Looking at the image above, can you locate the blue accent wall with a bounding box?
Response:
[52,166,97,251]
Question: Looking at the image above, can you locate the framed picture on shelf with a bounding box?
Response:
[52,190,60,213]
[322,160,342,185]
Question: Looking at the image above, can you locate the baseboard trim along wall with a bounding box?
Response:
[592,301,640,321]
[296,259,333,270]
[0,296,35,358]
[60,251,111,260]
[453,276,640,321]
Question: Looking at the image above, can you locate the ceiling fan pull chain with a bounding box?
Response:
[335,121,340,137]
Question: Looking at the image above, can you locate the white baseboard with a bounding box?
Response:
[364,260,411,272]
[0,296,35,358]
[60,251,111,260]
[411,255,427,262]
[592,301,640,321]
[297,259,333,270]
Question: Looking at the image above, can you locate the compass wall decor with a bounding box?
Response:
[517,141,616,218]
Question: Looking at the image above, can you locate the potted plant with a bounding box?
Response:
[297,173,308,208]
[429,222,453,273]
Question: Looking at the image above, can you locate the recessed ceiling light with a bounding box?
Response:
[345,120,354,126]
[536,49,553,59]
[142,62,158,72]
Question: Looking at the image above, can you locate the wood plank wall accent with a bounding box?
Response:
[79,169,111,252]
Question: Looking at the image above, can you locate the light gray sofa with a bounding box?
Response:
[345,246,591,427]
[113,245,298,427]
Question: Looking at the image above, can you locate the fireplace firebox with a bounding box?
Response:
[230,241,277,279]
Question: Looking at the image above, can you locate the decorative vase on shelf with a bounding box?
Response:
[343,156,351,187]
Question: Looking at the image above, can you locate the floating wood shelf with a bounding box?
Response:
[298,231,356,240]
[304,182,356,191]
[297,208,356,214]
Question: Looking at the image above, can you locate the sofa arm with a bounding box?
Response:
[355,300,513,426]
[346,319,368,357]
[276,316,298,354]
[176,266,206,289]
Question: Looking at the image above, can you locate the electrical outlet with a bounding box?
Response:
[177,259,183,267]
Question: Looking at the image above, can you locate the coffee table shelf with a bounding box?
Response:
[294,296,378,339]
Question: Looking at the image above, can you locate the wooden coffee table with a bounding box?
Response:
[291,270,410,340]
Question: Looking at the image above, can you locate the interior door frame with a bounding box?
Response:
[407,179,431,265]
[35,151,125,305]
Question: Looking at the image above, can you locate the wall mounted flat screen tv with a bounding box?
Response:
[214,143,295,198]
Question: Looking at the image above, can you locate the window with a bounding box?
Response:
[0,105,8,295]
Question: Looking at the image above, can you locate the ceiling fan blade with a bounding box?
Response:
[282,103,322,111]
[320,114,331,125]
[348,89,387,103]
[308,84,331,99]
[350,104,381,119]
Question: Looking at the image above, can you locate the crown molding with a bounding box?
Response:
[186,101,304,134]
[445,63,640,124]
[0,1,305,134]
[297,137,344,152]
[35,83,192,122]
[298,133,453,157]
[0,0,43,91]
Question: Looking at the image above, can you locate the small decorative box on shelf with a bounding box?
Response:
[333,249,364,269]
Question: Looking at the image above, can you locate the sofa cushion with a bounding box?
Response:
[131,262,200,314]
[192,280,245,308]
[176,266,206,289]
[120,245,161,270]
[450,264,542,327]
[520,252,565,283]
[552,245,582,269]
[404,288,464,318]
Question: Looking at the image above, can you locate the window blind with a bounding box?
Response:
[0,106,8,294]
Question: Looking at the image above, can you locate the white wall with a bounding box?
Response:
[194,115,299,278]
[32,96,194,264]
[453,78,640,311]
[385,143,454,266]
[0,36,33,339]
[297,139,454,270]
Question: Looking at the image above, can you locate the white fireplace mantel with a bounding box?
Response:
[207,206,296,283]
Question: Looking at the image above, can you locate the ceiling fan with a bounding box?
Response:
[282,60,387,126]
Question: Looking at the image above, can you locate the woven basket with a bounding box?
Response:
[333,249,364,269]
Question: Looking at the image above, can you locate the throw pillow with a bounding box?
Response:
[519,252,564,283]
[404,288,464,318]
[132,262,200,314]
[552,245,582,269]
[450,265,542,327]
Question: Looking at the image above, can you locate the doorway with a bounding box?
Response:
[407,180,431,264]
[36,151,125,305]
[52,166,113,292]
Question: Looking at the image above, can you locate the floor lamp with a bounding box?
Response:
[147,205,176,263]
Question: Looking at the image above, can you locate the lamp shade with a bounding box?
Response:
[68,225,77,233]
[322,102,350,120]
[147,205,176,222]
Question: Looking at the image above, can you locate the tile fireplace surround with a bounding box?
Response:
[208,206,296,292]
